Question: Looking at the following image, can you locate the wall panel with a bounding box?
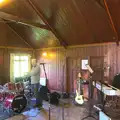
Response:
[36,43,120,92]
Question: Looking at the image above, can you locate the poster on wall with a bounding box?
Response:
[81,59,88,70]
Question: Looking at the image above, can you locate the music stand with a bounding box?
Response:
[81,64,97,120]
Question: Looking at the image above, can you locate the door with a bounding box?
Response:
[90,56,104,82]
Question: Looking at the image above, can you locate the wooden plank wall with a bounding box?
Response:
[0,48,33,85]
[36,43,120,92]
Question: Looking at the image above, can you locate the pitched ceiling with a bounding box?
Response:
[0,0,119,49]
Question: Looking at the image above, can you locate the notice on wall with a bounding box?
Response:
[81,59,88,70]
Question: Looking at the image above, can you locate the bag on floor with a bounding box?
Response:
[50,92,61,105]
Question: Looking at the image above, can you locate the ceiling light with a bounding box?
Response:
[42,52,47,57]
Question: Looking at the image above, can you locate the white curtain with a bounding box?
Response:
[10,53,31,82]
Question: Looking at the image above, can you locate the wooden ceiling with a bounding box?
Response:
[0,0,119,49]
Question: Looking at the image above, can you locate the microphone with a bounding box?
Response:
[85,64,94,74]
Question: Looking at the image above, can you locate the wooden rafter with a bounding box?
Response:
[72,0,97,43]
[3,19,34,48]
[103,0,119,45]
[0,11,50,30]
[94,0,105,9]
[27,0,68,48]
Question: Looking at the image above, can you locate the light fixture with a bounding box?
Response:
[42,52,47,57]
[0,0,4,3]
[0,0,11,7]
[49,53,54,57]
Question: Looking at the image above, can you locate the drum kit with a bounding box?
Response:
[0,82,29,114]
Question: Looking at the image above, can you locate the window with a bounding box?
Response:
[10,54,31,82]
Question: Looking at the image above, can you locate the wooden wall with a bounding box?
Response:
[36,43,120,92]
[0,42,119,91]
[0,48,33,85]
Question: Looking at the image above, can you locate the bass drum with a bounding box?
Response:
[4,94,27,113]
[12,95,27,113]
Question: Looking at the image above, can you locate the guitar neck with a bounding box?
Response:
[77,78,83,95]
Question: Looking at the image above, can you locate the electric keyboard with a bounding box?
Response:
[93,81,120,96]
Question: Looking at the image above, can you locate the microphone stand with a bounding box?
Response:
[81,65,97,120]
[41,63,51,120]
[99,68,105,111]
[47,93,51,120]
[81,74,96,120]
[61,64,65,120]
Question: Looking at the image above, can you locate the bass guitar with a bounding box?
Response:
[75,73,84,105]
[75,90,84,105]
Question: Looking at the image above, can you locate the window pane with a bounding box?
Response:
[14,56,20,60]
[14,61,20,78]
[13,55,29,78]
[21,56,28,61]
[21,61,29,76]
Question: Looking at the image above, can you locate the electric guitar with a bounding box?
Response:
[75,90,84,105]
[75,73,84,105]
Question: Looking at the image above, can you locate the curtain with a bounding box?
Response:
[10,53,31,82]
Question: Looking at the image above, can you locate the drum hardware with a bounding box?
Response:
[1,88,27,114]
[0,83,28,115]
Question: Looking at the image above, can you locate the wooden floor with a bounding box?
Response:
[6,99,120,120]
[6,99,98,120]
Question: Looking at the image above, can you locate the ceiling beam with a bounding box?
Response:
[2,19,34,48]
[103,0,119,45]
[72,0,97,42]
[94,0,105,9]
[27,0,68,48]
[0,11,50,30]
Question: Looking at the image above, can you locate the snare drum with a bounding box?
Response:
[4,94,27,113]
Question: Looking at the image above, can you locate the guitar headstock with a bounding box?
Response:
[78,73,81,78]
